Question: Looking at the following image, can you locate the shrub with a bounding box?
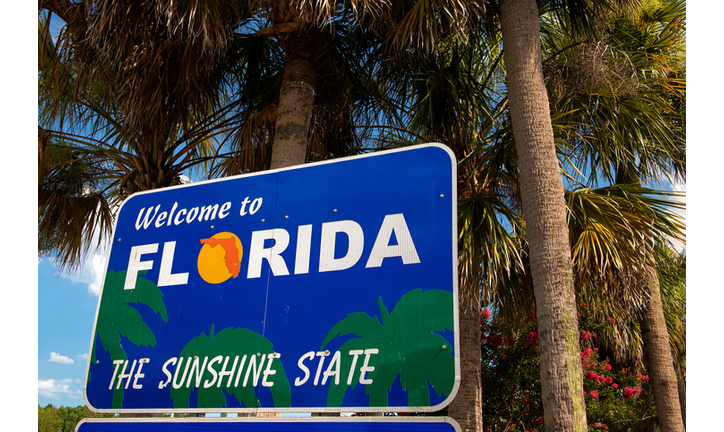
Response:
[480,307,657,431]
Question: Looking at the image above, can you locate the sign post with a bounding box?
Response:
[84,144,458,414]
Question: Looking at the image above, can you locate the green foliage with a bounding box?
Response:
[38,404,114,432]
[577,310,658,432]
[170,325,291,409]
[543,0,686,187]
[90,270,167,408]
[37,131,114,267]
[38,404,63,432]
[481,307,663,432]
[480,311,544,432]
[321,289,454,407]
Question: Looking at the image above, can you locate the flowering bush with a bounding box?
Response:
[580,344,653,429]
[481,309,544,432]
[480,306,657,432]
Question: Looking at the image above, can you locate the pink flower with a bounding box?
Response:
[623,387,641,399]
[491,334,504,346]
[604,364,612,371]
[612,383,618,389]
[604,376,613,385]
[607,317,616,324]
[482,308,491,320]
[586,371,596,379]
[590,389,600,399]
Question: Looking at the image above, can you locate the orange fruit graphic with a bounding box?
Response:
[197,232,243,284]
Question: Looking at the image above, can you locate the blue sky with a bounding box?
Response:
[38,256,105,407]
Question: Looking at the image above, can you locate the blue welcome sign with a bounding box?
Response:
[84,144,459,413]
[76,417,462,432]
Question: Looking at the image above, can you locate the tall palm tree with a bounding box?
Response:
[497,0,590,429]
[46,0,399,174]
[542,1,686,429]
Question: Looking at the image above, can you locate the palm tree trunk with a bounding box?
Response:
[270,31,317,170]
[250,29,317,417]
[639,267,685,432]
[447,292,482,432]
[677,367,686,427]
[498,1,586,431]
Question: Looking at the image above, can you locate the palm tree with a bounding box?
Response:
[42,1,398,174]
[497,0,591,428]
[38,5,229,270]
[542,1,686,429]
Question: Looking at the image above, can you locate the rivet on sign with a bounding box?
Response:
[118,238,121,242]
[440,194,445,198]
[325,350,330,356]
[96,360,99,364]
[442,345,447,350]
[333,209,337,213]
[285,215,289,219]
[257,353,261,357]
[211,225,214,229]
[261,219,266,223]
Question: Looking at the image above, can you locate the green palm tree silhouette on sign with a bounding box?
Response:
[169,325,292,409]
[90,270,168,408]
[321,289,455,408]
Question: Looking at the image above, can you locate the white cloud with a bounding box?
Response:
[85,253,107,296]
[38,378,74,399]
[48,197,115,296]
[49,352,74,365]
[78,353,88,361]
[53,249,108,296]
